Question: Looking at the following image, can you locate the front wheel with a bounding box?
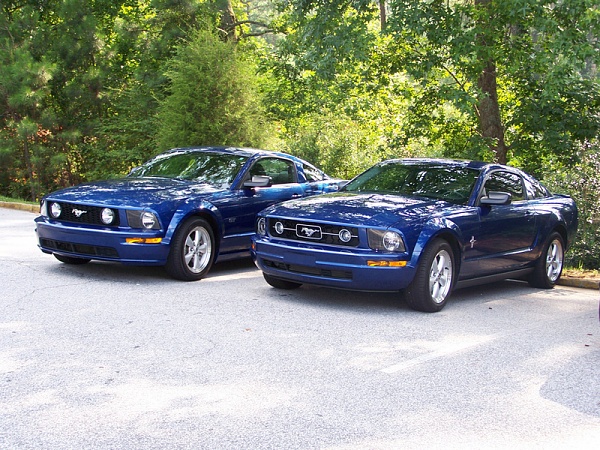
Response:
[405,239,455,312]
[263,273,302,290]
[165,217,215,281]
[529,232,564,289]
[54,254,91,265]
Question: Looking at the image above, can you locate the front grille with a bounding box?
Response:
[50,202,120,227]
[263,259,352,280]
[267,218,359,247]
[40,238,119,258]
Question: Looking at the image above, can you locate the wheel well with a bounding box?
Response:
[183,212,221,248]
[553,225,568,247]
[432,231,462,273]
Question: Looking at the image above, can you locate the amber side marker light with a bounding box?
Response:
[126,237,163,244]
[367,260,407,267]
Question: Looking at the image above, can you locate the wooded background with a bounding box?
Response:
[1,0,599,268]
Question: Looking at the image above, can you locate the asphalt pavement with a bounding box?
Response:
[1,206,599,449]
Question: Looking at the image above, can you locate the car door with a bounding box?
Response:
[468,170,538,275]
[216,157,305,254]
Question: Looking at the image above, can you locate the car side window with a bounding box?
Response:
[524,176,549,199]
[484,171,525,202]
[249,158,296,185]
[303,163,326,182]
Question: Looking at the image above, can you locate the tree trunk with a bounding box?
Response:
[477,60,507,164]
[216,0,237,42]
[379,1,386,31]
[474,0,507,164]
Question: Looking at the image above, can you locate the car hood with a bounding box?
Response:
[44,177,222,208]
[264,192,450,229]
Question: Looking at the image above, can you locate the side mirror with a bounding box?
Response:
[243,175,272,188]
[480,191,512,206]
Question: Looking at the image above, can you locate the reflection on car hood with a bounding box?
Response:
[265,192,449,228]
[44,177,221,207]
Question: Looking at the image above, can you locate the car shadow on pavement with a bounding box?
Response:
[263,278,537,313]
[267,284,407,312]
[44,257,259,284]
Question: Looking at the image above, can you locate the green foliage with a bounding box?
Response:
[270,0,600,172]
[0,0,221,197]
[277,112,383,180]
[543,141,600,270]
[156,29,271,149]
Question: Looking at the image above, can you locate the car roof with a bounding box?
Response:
[162,146,294,160]
[382,158,513,172]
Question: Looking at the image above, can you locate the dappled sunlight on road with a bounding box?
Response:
[1,377,298,441]
[83,378,295,421]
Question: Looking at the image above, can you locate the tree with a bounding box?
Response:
[90,0,214,179]
[156,29,271,149]
[0,2,56,200]
[270,0,600,170]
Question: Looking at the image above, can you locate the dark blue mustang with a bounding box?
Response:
[251,159,578,312]
[35,146,343,280]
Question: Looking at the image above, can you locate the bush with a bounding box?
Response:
[156,30,271,150]
[543,141,600,270]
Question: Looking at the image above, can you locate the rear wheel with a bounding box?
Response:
[54,254,91,265]
[405,239,455,312]
[165,217,215,281]
[529,232,564,289]
[263,273,302,290]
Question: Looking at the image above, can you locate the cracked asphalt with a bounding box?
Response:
[1,206,599,449]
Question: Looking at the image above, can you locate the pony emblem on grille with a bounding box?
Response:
[72,208,88,217]
[297,224,322,239]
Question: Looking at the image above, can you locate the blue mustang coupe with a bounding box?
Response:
[251,158,578,312]
[35,146,343,280]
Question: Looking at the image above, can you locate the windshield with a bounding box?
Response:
[343,162,480,205]
[128,151,248,187]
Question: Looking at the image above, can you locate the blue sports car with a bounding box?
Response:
[35,146,343,280]
[251,158,578,312]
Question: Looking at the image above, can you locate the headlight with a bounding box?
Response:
[257,217,266,236]
[100,208,116,225]
[367,229,406,252]
[141,212,157,229]
[126,210,160,230]
[49,202,62,219]
[382,231,402,251]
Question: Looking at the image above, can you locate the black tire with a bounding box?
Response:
[263,273,302,290]
[165,217,215,281]
[405,239,455,313]
[528,232,564,289]
[54,254,91,265]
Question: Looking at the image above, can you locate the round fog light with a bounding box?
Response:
[339,229,352,243]
[50,202,62,218]
[274,221,284,234]
[101,208,115,225]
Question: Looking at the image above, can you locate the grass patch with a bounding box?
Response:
[0,195,37,205]
[563,267,600,281]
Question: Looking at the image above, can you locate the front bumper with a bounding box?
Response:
[35,217,170,265]
[252,237,416,292]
